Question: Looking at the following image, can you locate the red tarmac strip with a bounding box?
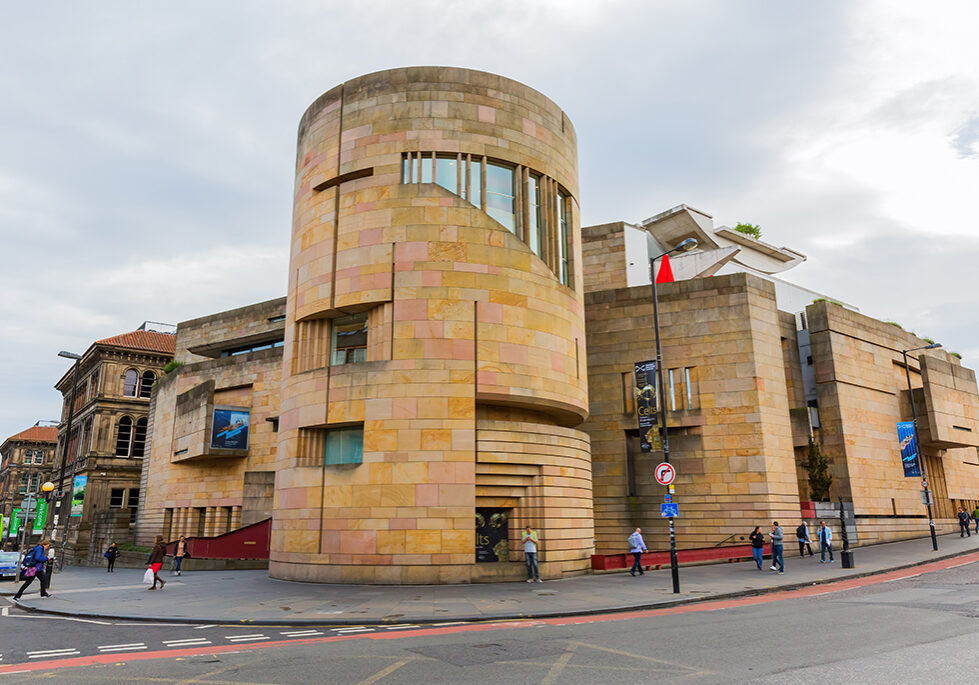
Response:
[4,550,977,675]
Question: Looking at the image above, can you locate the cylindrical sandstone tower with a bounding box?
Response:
[272,67,591,583]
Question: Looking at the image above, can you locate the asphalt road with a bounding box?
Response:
[3,556,979,683]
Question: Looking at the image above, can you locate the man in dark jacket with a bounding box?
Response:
[958,507,972,537]
[13,540,51,599]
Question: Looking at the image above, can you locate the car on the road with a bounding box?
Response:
[0,551,21,581]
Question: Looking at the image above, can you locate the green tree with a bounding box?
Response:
[733,222,762,239]
[801,436,833,501]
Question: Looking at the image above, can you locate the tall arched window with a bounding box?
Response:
[122,369,138,397]
[18,473,29,493]
[115,416,133,456]
[139,371,156,399]
[132,418,148,458]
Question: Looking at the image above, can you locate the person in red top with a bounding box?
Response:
[147,535,167,590]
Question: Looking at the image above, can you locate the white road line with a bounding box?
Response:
[27,650,80,659]
[227,636,270,642]
[384,625,420,630]
[225,633,266,639]
[98,643,144,649]
[1,606,8,616]
[332,627,374,633]
[194,624,217,629]
[280,630,323,637]
[99,645,147,653]
[431,621,466,626]
[164,639,213,646]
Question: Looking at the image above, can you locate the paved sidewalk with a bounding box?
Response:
[5,532,979,625]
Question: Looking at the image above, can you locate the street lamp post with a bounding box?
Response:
[649,237,697,594]
[902,342,942,552]
[52,351,82,556]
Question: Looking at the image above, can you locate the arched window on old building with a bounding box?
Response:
[139,371,156,399]
[132,418,148,458]
[122,369,139,397]
[115,416,133,456]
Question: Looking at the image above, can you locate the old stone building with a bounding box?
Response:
[135,299,284,547]
[0,423,58,547]
[53,324,174,561]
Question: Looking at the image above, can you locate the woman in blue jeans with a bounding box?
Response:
[749,526,765,569]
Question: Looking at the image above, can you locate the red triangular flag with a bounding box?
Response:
[656,253,675,283]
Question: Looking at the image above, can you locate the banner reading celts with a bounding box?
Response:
[635,360,658,452]
[896,421,921,478]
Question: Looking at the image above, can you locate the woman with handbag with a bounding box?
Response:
[104,542,120,573]
[13,540,51,599]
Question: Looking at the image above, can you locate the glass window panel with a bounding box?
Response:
[528,174,542,258]
[331,314,368,366]
[128,488,140,507]
[420,155,433,183]
[685,368,693,408]
[110,488,125,507]
[132,418,147,458]
[435,155,458,195]
[401,155,409,183]
[123,369,138,397]
[115,417,133,456]
[470,158,481,208]
[668,368,676,411]
[325,426,364,465]
[557,192,570,285]
[139,371,156,398]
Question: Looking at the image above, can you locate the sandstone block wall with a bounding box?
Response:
[274,67,592,583]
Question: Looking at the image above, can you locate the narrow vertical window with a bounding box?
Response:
[115,416,133,456]
[668,368,676,411]
[527,174,543,259]
[122,369,138,397]
[485,162,515,232]
[132,417,148,458]
[420,154,433,183]
[557,191,570,285]
[401,154,410,183]
[470,157,482,209]
[685,367,693,409]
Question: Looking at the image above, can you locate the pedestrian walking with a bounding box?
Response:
[796,521,814,557]
[770,521,784,574]
[749,526,765,570]
[12,539,51,599]
[147,535,167,590]
[972,505,979,534]
[957,507,972,537]
[104,542,120,572]
[522,525,541,583]
[173,536,188,576]
[628,528,647,576]
[817,520,835,562]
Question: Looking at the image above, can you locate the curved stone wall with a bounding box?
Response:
[272,67,591,583]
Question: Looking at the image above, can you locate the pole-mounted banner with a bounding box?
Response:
[634,360,658,452]
[896,421,921,478]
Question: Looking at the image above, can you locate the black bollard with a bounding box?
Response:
[839,497,855,568]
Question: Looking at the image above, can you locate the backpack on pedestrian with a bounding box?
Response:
[796,524,806,539]
[22,546,37,568]
[628,532,640,549]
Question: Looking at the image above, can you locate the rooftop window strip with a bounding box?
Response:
[434,155,458,195]
[485,161,515,232]
[557,191,570,285]
[221,338,285,357]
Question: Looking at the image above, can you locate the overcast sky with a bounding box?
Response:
[2,1,978,441]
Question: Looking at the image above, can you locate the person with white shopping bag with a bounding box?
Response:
[145,535,167,590]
